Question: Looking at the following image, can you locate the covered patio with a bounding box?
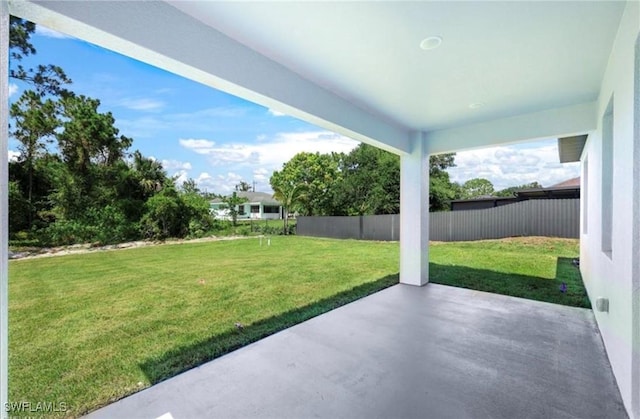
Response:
[2,1,639,418]
[88,284,625,419]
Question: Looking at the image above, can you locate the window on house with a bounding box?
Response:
[238,205,245,215]
[583,156,588,234]
[263,206,280,214]
[601,97,614,257]
[251,205,260,213]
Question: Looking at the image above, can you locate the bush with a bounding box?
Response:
[140,191,183,240]
[86,205,139,244]
[37,205,138,246]
[38,219,98,246]
[253,222,296,236]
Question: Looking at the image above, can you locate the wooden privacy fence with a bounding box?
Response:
[297,199,579,241]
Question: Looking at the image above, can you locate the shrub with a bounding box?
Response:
[37,205,138,246]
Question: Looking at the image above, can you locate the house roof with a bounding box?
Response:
[550,177,581,188]
[211,191,281,206]
[450,196,516,204]
[451,178,581,204]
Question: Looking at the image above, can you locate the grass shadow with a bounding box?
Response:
[139,273,399,385]
[138,258,587,392]
[429,257,590,309]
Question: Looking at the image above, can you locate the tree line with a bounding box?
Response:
[8,18,215,245]
[268,145,459,216]
[269,144,543,217]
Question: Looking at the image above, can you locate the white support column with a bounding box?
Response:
[399,131,429,286]
[0,0,9,416]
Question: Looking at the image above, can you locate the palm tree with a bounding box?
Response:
[132,150,166,197]
[272,183,307,235]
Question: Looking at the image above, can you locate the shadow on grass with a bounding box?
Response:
[139,258,587,387]
[139,273,399,385]
[429,257,590,309]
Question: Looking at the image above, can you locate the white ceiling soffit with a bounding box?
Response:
[10,1,624,154]
[168,1,625,132]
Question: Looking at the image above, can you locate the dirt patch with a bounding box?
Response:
[429,236,578,246]
[9,236,255,260]
[498,236,578,246]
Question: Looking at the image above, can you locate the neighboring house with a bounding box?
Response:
[450,177,581,211]
[2,2,639,418]
[210,191,282,220]
[450,195,519,211]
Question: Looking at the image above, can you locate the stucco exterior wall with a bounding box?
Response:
[580,2,640,417]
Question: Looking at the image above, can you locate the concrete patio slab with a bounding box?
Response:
[87,284,627,419]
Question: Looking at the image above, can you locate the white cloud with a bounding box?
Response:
[268,109,286,117]
[8,150,19,162]
[118,98,165,112]
[179,131,358,169]
[179,139,216,155]
[35,26,72,39]
[194,171,244,194]
[154,87,175,95]
[447,139,581,191]
[8,84,18,98]
[172,170,190,186]
[253,167,269,182]
[179,131,359,194]
[161,159,192,171]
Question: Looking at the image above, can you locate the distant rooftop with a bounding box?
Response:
[211,191,281,206]
[550,177,580,188]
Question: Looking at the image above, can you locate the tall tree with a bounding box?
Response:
[428,153,459,211]
[235,181,252,192]
[495,182,543,197]
[182,178,200,194]
[10,90,59,227]
[271,147,460,215]
[333,144,399,215]
[461,178,495,199]
[9,17,72,96]
[51,95,134,221]
[270,152,343,216]
[57,94,132,176]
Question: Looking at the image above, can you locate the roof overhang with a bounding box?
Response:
[558,135,588,163]
[7,1,623,155]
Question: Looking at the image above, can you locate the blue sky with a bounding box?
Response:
[8,25,580,194]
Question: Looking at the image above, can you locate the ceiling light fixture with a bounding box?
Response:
[469,102,484,109]
[420,36,442,50]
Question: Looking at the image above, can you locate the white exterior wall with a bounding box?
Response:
[210,203,282,220]
[252,212,280,220]
[580,2,640,417]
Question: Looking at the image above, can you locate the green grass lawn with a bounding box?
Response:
[430,237,589,308]
[8,236,586,417]
[8,237,398,417]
